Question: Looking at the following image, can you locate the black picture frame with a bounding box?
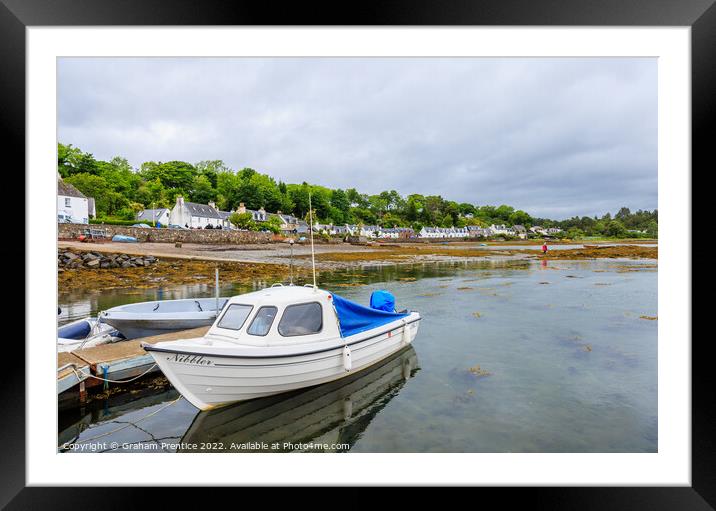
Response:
[6,0,707,507]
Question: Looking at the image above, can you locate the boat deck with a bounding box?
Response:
[57,326,209,404]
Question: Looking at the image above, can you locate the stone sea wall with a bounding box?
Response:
[58,223,273,244]
[58,249,158,271]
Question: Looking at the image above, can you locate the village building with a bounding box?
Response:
[169,196,230,229]
[489,224,516,237]
[136,208,170,226]
[360,225,380,238]
[512,224,528,239]
[271,212,309,234]
[236,202,268,223]
[58,176,90,224]
[467,225,492,238]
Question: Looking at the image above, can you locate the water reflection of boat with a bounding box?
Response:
[178,345,419,452]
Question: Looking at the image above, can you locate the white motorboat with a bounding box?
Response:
[100,297,230,339]
[143,285,421,411]
[58,317,124,353]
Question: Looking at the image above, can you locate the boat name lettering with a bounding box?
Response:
[170,354,213,366]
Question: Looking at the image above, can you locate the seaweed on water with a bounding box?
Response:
[640,315,658,321]
[468,365,493,377]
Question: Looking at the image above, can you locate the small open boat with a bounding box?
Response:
[58,317,124,353]
[142,285,421,411]
[100,297,229,339]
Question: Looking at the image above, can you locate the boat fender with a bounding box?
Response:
[342,345,352,372]
[402,319,410,345]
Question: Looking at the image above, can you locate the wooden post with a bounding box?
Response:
[79,380,87,404]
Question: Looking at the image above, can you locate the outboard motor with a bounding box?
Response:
[370,290,396,312]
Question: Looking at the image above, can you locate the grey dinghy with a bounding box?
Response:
[58,317,124,352]
[142,285,421,411]
[100,297,229,339]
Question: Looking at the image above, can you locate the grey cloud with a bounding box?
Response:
[58,57,656,219]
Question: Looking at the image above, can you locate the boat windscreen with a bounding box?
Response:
[332,293,409,337]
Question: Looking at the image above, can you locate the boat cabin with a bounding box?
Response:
[206,285,341,346]
[204,285,409,348]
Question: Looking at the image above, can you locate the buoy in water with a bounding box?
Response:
[342,345,352,371]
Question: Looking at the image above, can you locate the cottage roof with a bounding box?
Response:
[58,180,86,199]
[183,201,223,219]
[137,208,169,221]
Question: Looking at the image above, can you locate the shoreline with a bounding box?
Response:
[57,239,657,291]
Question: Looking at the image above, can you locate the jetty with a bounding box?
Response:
[57,326,209,409]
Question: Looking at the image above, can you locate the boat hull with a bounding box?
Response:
[100,297,228,339]
[101,316,217,340]
[146,318,420,411]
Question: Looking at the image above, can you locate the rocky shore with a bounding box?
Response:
[57,249,159,271]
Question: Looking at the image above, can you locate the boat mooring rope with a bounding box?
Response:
[71,363,158,384]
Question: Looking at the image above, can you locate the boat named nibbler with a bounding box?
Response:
[143,285,420,411]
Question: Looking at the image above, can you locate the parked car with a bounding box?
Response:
[132,223,152,228]
[168,224,189,230]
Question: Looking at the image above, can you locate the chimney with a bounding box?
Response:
[277,210,282,216]
[237,202,246,214]
[208,201,217,210]
[177,196,184,207]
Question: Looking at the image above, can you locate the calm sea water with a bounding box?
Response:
[58,258,657,453]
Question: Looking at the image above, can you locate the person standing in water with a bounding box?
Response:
[542,241,548,255]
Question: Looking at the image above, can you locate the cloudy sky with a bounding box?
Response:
[58,57,656,219]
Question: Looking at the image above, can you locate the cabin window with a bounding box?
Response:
[247,306,278,336]
[278,302,323,337]
[64,198,71,207]
[217,304,253,330]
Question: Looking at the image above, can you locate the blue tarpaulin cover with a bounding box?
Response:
[332,293,409,338]
[370,290,396,312]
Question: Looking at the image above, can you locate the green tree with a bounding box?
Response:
[604,219,627,238]
[229,212,257,231]
[190,174,216,204]
[140,161,197,190]
[508,210,532,226]
[264,215,284,234]
[65,173,129,217]
[195,160,229,188]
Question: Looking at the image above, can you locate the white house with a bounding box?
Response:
[136,208,170,226]
[169,196,228,228]
[529,225,562,237]
[58,178,89,224]
[419,227,441,238]
[489,224,516,236]
[360,225,380,238]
